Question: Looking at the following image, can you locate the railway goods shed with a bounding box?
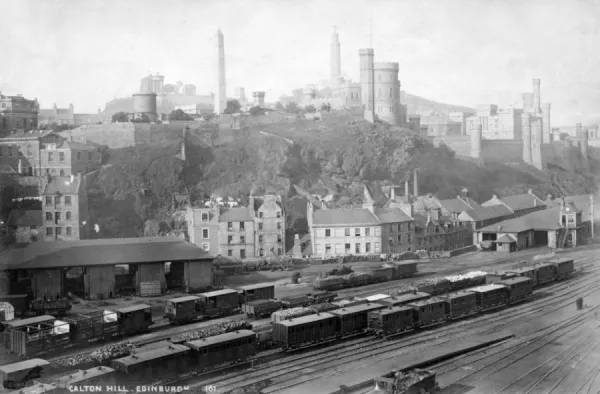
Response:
[0,237,213,300]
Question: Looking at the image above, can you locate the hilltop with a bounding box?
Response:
[84,110,599,239]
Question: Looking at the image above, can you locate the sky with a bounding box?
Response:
[0,0,599,126]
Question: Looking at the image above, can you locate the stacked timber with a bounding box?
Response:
[271,307,314,322]
[172,321,253,343]
[306,303,338,313]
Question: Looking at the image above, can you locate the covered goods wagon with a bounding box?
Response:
[436,291,477,319]
[486,271,516,284]
[507,267,538,286]
[0,358,50,390]
[196,289,239,317]
[237,283,275,304]
[184,329,256,369]
[548,258,574,279]
[329,303,386,337]
[499,277,533,303]
[367,306,414,337]
[53,366,116,393]
[115,304,152,335]
[272,313,337,350]
[408,299,446,327]
[468,284,508,310]
[533,263,557,285]
[111,344,191,383]
[242,300,281,318]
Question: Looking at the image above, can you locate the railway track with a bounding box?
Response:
[180,256,600,392]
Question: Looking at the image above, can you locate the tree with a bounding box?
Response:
[249,106,266,116]
[320,102,332,113]
[169,109,194,121]
[285,102,301,114]
[202,113,216,122]
[112,112,130,123]
[224,100,242,114]
[275,102,284,110]
[305,105,317,113]
[133,113,150,123]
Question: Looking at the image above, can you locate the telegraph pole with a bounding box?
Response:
[591,194,595,239]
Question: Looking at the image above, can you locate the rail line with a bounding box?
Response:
[183,256,600,392]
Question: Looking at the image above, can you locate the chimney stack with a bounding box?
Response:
[391,187,396,201]
[413,169,418,197]
[404,180,409,197]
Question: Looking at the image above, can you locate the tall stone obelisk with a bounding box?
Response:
[215,28,227,114]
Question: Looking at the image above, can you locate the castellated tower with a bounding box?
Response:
[542,103,551,143]
[533,79,541,114]
[330,28,341,86]
[374,62,401,126]
[531,118,543,170]
[522,112,532,165]
[359,48,375,122]
[215,29,227,114]
[470,118,483,165]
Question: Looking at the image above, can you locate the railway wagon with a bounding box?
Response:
[242,300,281,318]
[116,304,152,335]
[28,299,72,317]
[507,267,538,287]
[332,298,367,308]
[53,366,116,394]
[383,261,418,279]
[345,273,370,287]
[549,258,575,279]
[313,276,345,291]
[111,344,191,383]
[0,358,50,391]
[499,277,533,304]
[468,284,509,311]
[237,283,275,304]
[0,295,29,317]
[196,289,239,318]
[437,291,477,320]
[279,295,312,308]
[63,310,119,341]
[164,296,202,324]
[328,303,386,338]
[366,306,414,337]
[307,291,337,304]
[3,315,71,357]
[2,315,55,343]
[184,330,256,369]
[485,271,517,284]
[533,263,557,285]
[371,267,394,282]
[272,313,337,350]
[376,292,431,308]
[365,294,390,303]
[408,299,446,328]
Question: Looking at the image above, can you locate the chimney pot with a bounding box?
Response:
[528,189,533,194]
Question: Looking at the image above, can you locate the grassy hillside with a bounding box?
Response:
[86,111,599,238]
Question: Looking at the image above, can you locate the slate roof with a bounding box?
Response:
[438,196,481,213]
[459,205,513,222]
[496,234,517,243]
[58,140,97,151]
[0,359,49,374]
[478,207,562,233]
[312,207,413,226]
[547,195,596,221]
[483,192,546,212]
[0,236,211,270]
[43,176,82,195]
[7,210,43,227]
[0,130,53,140]
[219,207,253,222]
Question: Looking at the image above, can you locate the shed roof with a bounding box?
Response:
[198,288,238,298]
[237,283,275,291]
[5,315,55,328]
[117,304,151,313]
[312,206,413,227]
[167,296,200,303]
[496,234,517,243]
[0,130,53,140]
[438,196,481,214]
[0,359,49,374]
[478,207,562,233]
[548,258,574,264]
[0,236,211,270]
[113,344,190,367]
[184,330,255,350]
[275,312,335,327]
[328,302,384,316]
[459,205,513,222]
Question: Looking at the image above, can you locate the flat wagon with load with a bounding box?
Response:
[376,292,431,308]
[278,295,312,309]
[111,344,191,384]
[184,330,256,369]
[272,313,337,350]
[63,310,119,341]
[306,291,337,304]
[196,289,239,318]
[237,283,275,304]
[271,307,314,323]
[115,304,152,335]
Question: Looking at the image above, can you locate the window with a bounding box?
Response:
[66,226,72,235]
[259,248,264,257]
[54,196,60,205]
[201,213,209,222]
[325,229,331,237]
[45,197,51,206]
[55,212,61,221]
[66,211,71,220]
[345,228,350,236]
[240,235,245,243]
[375,227,381,236]
[345,243,351,253]
[65,196,71,205]
[59,152,65,162]
[228,250,233,256]
[389,88,393,98]
[408,222,413,231]
[259,235,263,243]
[355,228,360,237]
[408,234,412,243]
[45,212,52,221]
[77,152,81,160]
[46,227,53,236]
[389,237,393,245]
[202,243,210,252]
[277,212,281,218]
[59,170,65,176]
[228,222,233,230]
[355,243,360,254]
[277,235,282,243]
[55,227,62,235]
[398,235,402,243]
[202,229,209,239]
[17,148,23,157]
[259,223,263,230]
[240,221,245,230]
[325,244,332,255]
[366,242,371,252]
[48,152,54,162]
[365,228,370,236]
[240,250,246,259]
[259,212,263,218]
[375,242,381,253]
[277,248,282,255]
[228,235,233,244]
[88,152,92,160]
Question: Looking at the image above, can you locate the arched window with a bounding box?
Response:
[389,88,393,98]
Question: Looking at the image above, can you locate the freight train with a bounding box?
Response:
[313,261,418,291]
[0,295,72,319]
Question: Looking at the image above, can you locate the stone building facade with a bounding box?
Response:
[42,173,89,241]
[0,93,39,133]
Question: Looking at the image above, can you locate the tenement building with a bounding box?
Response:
[186,194,286,259]
[0,92,39,133]
[42,173,89,241]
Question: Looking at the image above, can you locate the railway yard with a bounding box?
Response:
[1,245,600,394]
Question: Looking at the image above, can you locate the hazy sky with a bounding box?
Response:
[1,0,599,126]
